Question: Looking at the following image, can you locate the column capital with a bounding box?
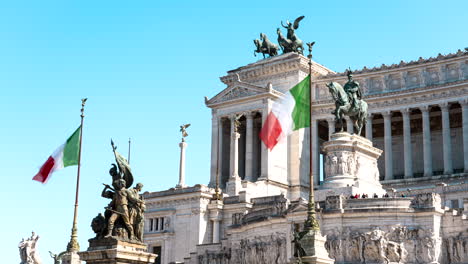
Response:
[326,117,336,124]
[459,98,468,108]
[419,105,430,112]
[382,111,392,119]
[229,114,239,120]
[232,132,240,140]
[400,108,411,115]
[439,102,450,111]
[367,113,373,119]
[244,111,255,119]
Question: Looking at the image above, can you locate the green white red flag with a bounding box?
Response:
[33,126,81,183]
[259,75,310,150]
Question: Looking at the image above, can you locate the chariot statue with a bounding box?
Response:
[327,69,368,135]
[277,16,305,54]
[253,16,305,58]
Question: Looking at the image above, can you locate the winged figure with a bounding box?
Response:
[277,16,305,54]
[180,123,191,142]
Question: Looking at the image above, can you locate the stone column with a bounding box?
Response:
[420,106,433,177]
[218,117,224,185]
[401,108,413,179]
[177,141,187,188]
[244,112,254,181]
[366,113,373,141]
[260,100,272,180]
[383,111,393,180]
[208,200,223,244]
[327,118,335,140]
[209,114,219,187]
[460,99,468,172]
[230,115,240,179]
[440,103,453,174]
[311,118,320,186]
[345,116,353,134]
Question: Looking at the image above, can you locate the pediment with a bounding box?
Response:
[286,198,309,214]
[205,80,282,107]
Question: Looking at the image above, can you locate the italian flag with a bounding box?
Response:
[33,126,81,183]
[259,75,310,150]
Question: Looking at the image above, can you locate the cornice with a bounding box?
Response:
[312,81,468,116]
[220,53,334,85]
[318,48,467,79]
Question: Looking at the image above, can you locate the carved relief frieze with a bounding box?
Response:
[196,233,287,264]
[325,226,441,264]
[216,87,262,104]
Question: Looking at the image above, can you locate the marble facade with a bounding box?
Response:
[143,50,468,264]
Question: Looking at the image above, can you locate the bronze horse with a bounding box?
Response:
[327,82,368,135]
[254,33,279,58]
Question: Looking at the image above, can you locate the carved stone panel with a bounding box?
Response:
[325,226,442,264]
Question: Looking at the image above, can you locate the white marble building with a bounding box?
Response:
[143,50,468,264]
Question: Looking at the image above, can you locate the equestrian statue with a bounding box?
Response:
[326,69,368,135]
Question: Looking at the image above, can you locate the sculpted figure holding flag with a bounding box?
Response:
[91,140,146,242]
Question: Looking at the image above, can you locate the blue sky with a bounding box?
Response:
[1,1,467,263]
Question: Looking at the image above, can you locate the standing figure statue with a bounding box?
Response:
[102,179,135,240]
[18,232,42,264]
[292,228,307,264]
[326,69,368,135]
[128,183,146,241]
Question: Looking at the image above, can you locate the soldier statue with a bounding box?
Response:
[90,140,146,242]
[102,179,136,240]
[343,69,362,110]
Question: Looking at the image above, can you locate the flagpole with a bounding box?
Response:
[67,98,87,252]
[213,118,221,200]
[304,43,319,232]
[128,138,131,164]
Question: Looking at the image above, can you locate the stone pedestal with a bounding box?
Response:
[226,176,242,196]
[78,237,156,264]
[298,231,334,264]
[61,251,82,264]
[208,199,224,243]
[320,132,385,197]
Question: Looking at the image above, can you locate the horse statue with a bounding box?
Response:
[326,81,368,135]
[254,33,279,58]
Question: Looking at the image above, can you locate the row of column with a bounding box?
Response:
[324,100,468,180]
[211,110,267,187]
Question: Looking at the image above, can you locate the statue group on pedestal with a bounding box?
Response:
[18,232,42,264]
[254,16,305,58]
[327,69,368,135]
[90,140,146,242]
